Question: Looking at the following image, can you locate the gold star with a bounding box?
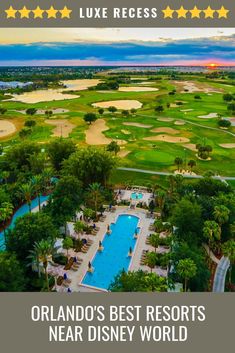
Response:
[5,6,17,19]
[190,6,201,18]
[176,6,188,18]
[60,6,72,19]
[33,6,44,19]
[46,6,58,18]
[217,6,229,19]
[162,6,175,18]
[203,6,215,18]
[19,6,31,18]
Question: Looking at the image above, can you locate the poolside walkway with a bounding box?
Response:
[213,256,230,292]
[55,206,164,292]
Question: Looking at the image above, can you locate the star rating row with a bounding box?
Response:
[5,6,72,19]
[162,6,229,19]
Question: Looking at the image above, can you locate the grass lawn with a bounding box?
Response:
[1,73,235,178]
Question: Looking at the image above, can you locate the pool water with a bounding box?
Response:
[82,214,139,290]
[131,192,143,200]
[0,195,49,249]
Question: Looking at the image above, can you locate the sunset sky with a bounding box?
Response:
[0,28,234,66]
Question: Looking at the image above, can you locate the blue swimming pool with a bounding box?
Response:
[131,192,143,200]
[82,214,139,290]
[0,195,49,250]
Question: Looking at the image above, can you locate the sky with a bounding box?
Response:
[0,28,234,66]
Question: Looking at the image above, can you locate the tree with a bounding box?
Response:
[177,258,197,292]
[32,239,55,291]
[98,108,104,115]
[194,95,201,100]
[218,119,231,128]
[26,108,37,116]
[74,220,86,236]
[149,233,160,253]
[174,157,183,171]
[31,175,43,210]
[86,182,104,218]
[222,240,235,286]
[155,105,164,113]
[122,110,129,117]
[227,103,235,113]
[171,198,202,244]
[106,141,120,155]
[0,202,14,241]
[25,119,36,128]
[6,213,58,264]
[83,112,97,124]
[19,127,32,139]
[203,220,221,255]
[63,237,73,259]
[18,183,33,212]
[213,205,230,227]
[47,138,77,172]
[108,106,117,113]
[130,108,137,114]
[0,108,7,115]
[223,93,233,102]
[188,160,196,172]
[144,273,168,292]
[144,252,157,273]
[48,176,82,230]
[109,269,167,292]
[0,253,26,291]
[45,110,53,118]
[62,147,116,187]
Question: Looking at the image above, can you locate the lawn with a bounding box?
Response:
[1,73,235,177]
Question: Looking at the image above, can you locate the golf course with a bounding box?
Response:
[1,68,235,183]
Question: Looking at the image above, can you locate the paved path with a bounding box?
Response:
[117,167,235,180]
[213,256,230,292]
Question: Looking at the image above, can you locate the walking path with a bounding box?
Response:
[213,256,230,292]
[117,167,235,180]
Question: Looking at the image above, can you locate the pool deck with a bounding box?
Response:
[50,205,168,292]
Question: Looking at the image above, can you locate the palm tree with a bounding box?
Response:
[188,160,196,173]
[222,240,235,286]
[32,239,55,291]
[18,183,34,212]
[203,220,221,257]
[63,236,73,259]
[86,183,103,218]
[156,190,166,217]
[144,252,157,273]
[149,233,160,253]
[174,157,183,171]
[32,175,43,210]
[176,258,197,292]
[74,220,85,237]
[0,202,14,241]
[213,205,230,227]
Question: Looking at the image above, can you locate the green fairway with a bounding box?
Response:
[1,72,235,178]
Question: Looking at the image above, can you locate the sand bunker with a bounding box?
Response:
[10,89,79,104]
[123,122,152,128]
[175,120,186,126]
[172,80,222,94]
[144,135,189,143]
[198,113,218,119]
[151,127,179,134]
[219,143,235,149]
[62,79,101,91]
[118,150,131,158]
[118,86,158,92]
[157,117,174,122]
[183,143,197,151]
[224,117,235,126]
[0,120,16,138]
[45,119,75,138]
[85,119,126,145]
[92,100,142,110]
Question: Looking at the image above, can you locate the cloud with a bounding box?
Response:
[0,34,234,65]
